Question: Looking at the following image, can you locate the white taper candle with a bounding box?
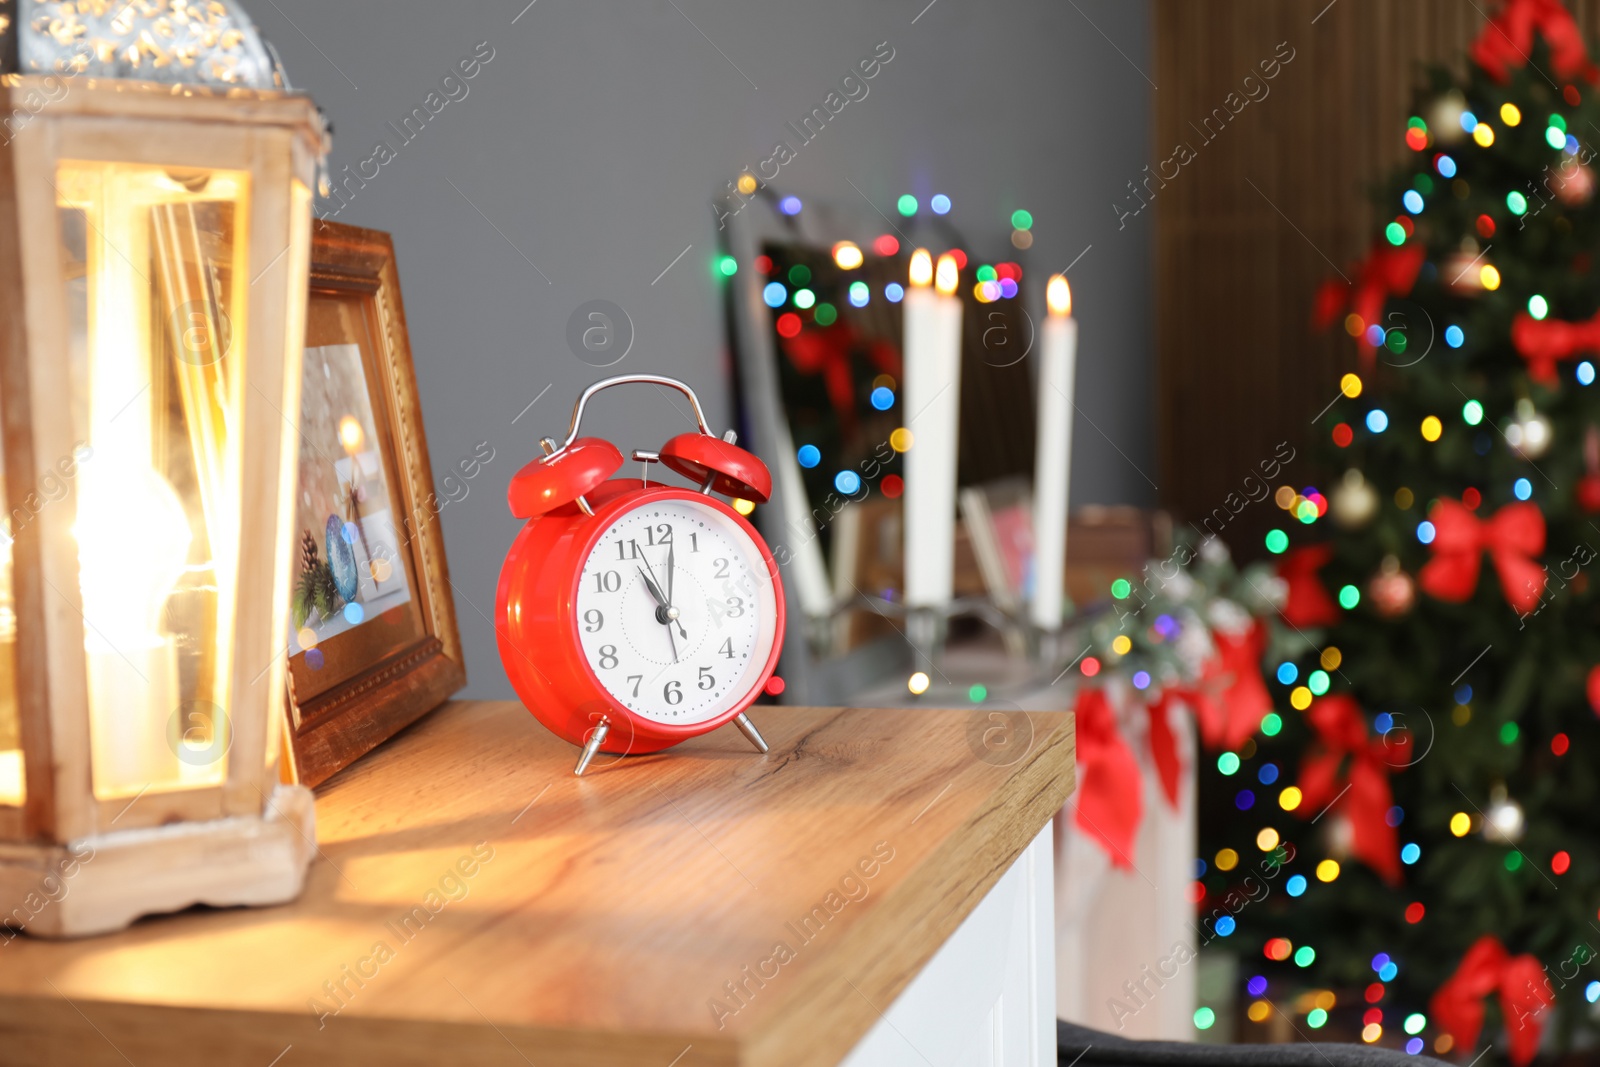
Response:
[1031,274,1076,631]
[903,250,963,608]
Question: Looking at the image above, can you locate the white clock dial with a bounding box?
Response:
[575,498,778,725]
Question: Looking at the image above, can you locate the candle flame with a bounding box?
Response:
[934,253,958,295]
[909,248,933,288]
[1047,274,1072,317]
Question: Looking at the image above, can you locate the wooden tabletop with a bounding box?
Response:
[0,700,1074,1067]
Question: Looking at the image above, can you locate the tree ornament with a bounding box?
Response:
[1443,245,1487,294]
[1505,398,1551,459]
[1556,163,1595,206]
[1369,555,1416,618]
[1579,428,1600,513]
[1577,475,1600,513]
[1427,91,1468,144]
[1587,663,1600,714]
[1482,783,1525,844]
[1324,811,1355,861]
[1331,468,1378,528]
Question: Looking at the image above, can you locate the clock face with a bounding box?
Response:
[574,497,778,725]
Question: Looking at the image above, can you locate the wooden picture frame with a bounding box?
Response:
[282,220,464,788]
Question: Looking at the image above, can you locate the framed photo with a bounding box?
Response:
[282,220,465,787]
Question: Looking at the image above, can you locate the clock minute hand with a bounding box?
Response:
[666,538,676,608]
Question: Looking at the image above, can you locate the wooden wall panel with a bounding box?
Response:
[1153,1,1600,552]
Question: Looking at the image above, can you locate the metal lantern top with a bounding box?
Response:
[1,0,285,88]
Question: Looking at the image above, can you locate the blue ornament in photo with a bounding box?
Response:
[325,514,360,602]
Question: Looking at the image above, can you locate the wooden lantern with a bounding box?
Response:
[0,3,325,936]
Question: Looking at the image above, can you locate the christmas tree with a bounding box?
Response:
[1207,1,1600,1062]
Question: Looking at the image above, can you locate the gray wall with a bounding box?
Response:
[252,0,1155,699]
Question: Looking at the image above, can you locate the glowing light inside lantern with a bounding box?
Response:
[58,160,253,798]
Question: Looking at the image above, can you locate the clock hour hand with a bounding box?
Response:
[637,563,667,608]
[638,549,687,639]
[637,566,681,663]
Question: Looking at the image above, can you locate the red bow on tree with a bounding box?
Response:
[1419,499,1546,613]
[1431,935,1555,1067]
[1471,0,1597,85]
[779,322,900,441]
[1157,621,1272,756]
[1296,694,1409,884]
[1279,544,1340,627]
[1512,308,1600,384]
[1073,687,1143,868]
[1312,243,1426,366]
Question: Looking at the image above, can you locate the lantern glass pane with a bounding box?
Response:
[56,161,250,799]
[0,394,18,807]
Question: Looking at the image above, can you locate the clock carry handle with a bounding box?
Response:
[552,374,773,505]
[550,374,715,456]
[510,375,720,520]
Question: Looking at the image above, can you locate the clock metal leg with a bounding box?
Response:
[574,719,610,776]
[733,712,769,754]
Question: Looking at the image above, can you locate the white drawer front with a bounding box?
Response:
[839,823,1055,1067]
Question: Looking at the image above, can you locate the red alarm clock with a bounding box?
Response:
[496,374,785,775]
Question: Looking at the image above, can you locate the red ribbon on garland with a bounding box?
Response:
[1418,499,1546,614]
[1072,688,1143,868]
[1074,619,1281,862]
[1471,0,1597,85]
[1430,935,1555,1067]
[1295,695,1409,885]
[1512,308,1600,384]
[1145,695,1183,810]
[1192,622,1273,754]
[1278,544,1340,627]
[1312,244,1426,366]
[1146,622,1270,769]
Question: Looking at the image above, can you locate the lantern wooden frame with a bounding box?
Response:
[0,78,322,936]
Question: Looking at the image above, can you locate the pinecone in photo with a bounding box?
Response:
[300,529,320,574]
